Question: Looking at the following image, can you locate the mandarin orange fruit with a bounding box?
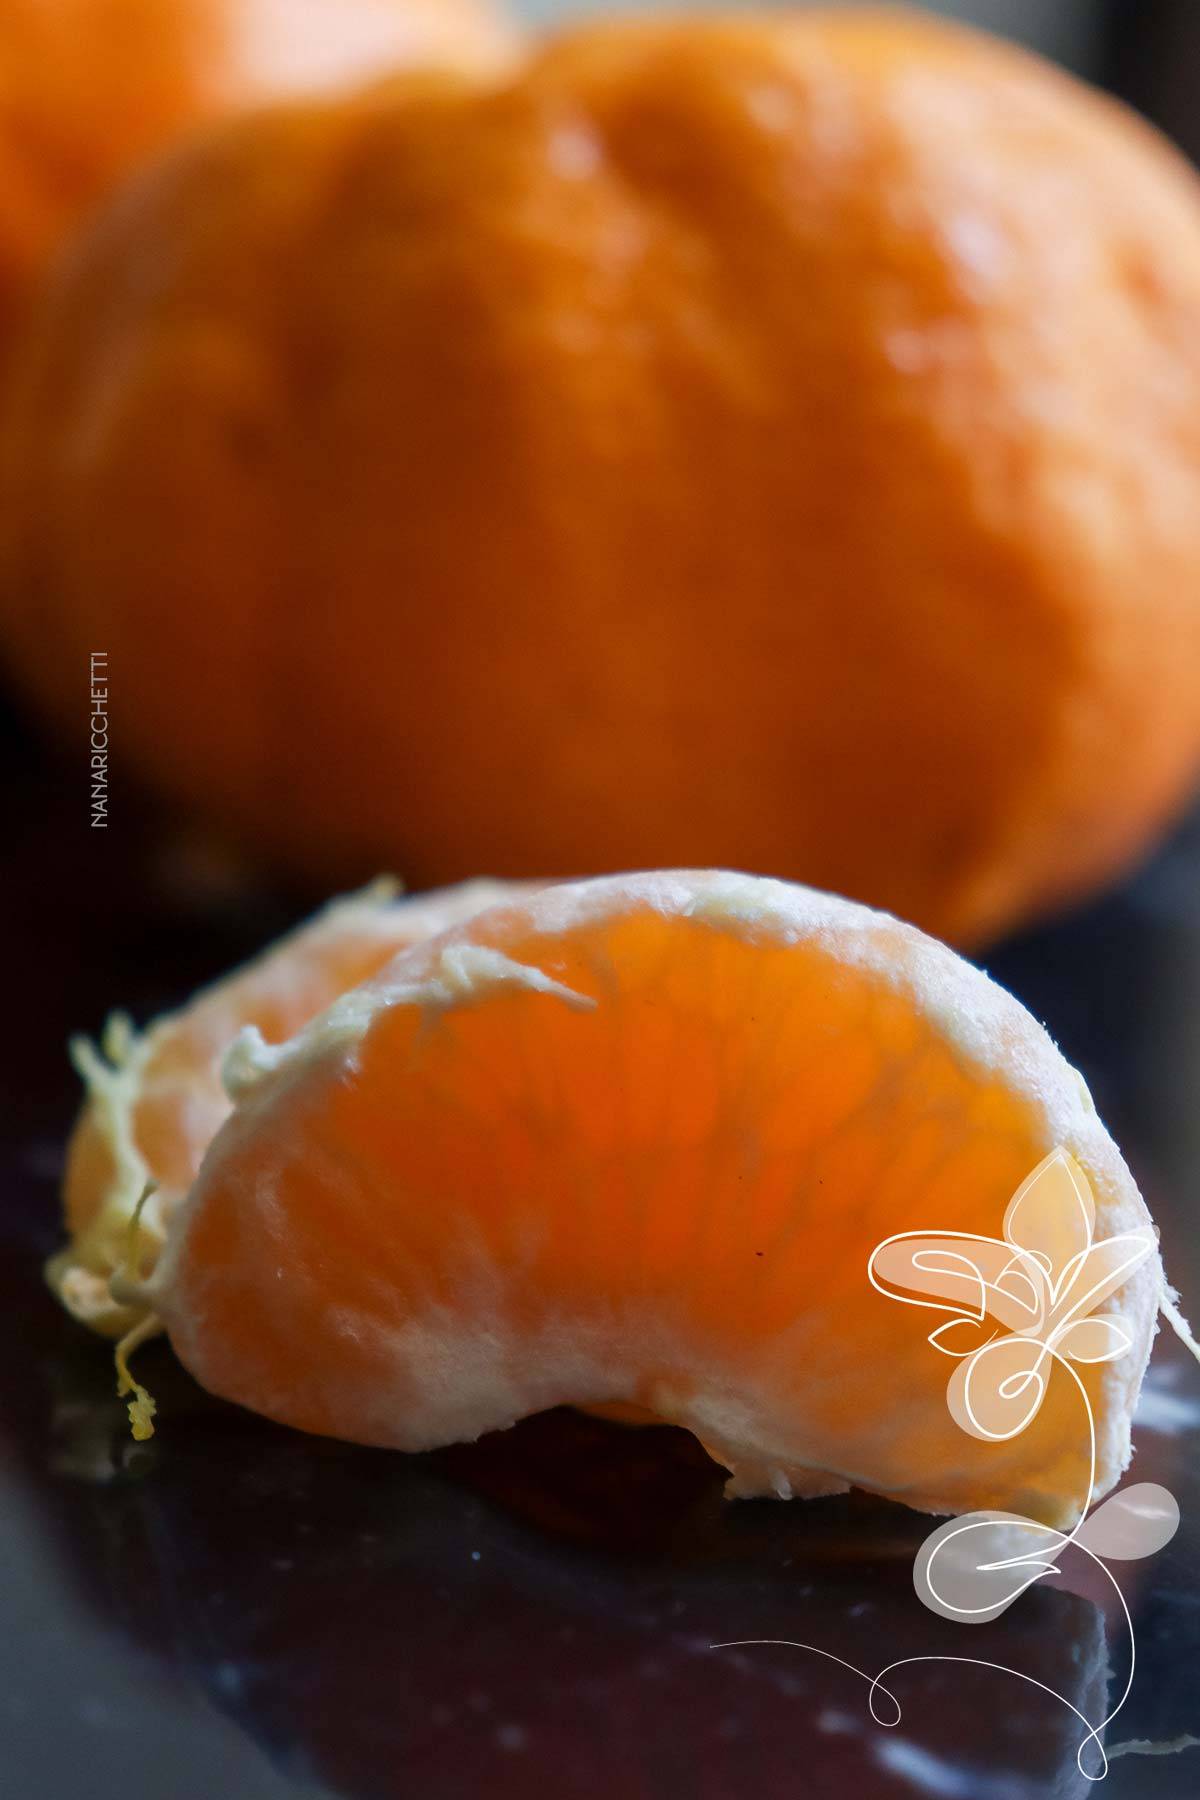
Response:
[53,877,527,1335]
[101,870,1171,1527]
[5,10,1200,945]
[0,0,515,363]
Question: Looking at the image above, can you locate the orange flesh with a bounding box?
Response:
[158,876,1159,1523]
[64,915,413,1238]
[55,880,530,1333]
[64,928,402,1238]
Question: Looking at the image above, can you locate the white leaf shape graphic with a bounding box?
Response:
[1050,1232,1158,1325]
[927,1315,994,1358]
[946,1333,1048,1442]
[1004,1147,1093,1278]
[913,1511,1063,1624]
[868,1235,1039,1333]
[1052,1314,1132,1364]
[1073,1484,1180,1560]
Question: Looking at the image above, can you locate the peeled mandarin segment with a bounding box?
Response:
[51,878,530,1335]
[150,872,1163,1527]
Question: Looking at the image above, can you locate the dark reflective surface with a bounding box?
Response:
[3,719,1199,1800]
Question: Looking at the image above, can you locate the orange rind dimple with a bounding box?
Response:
[111,869,1169,1527]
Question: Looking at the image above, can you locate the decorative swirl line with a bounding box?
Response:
[715,1146,1188,1783]
[708,1639,1115,1779]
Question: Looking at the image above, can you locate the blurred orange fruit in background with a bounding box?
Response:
[117,870,1162,1525]
[0,0,515,358]
[4,9,1200,944]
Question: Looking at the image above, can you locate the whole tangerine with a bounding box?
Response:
[3,10,1200,943]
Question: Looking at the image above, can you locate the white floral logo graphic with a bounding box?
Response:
[869,1147,1155,1448]
[715,1148,1186,1782]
